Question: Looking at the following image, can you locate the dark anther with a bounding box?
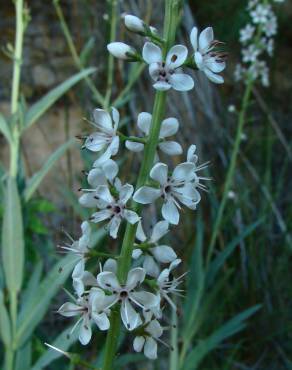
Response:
[171,54,178,63]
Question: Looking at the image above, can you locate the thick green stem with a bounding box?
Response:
[207,79,253,264]
[102,2,182,369]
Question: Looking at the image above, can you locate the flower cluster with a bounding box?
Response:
[108,15,226,87]
[58,12,221,360]
[235,0,285,87]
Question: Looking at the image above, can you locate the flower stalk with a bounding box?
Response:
[102,1,182,369]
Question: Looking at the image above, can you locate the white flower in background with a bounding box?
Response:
[133,317,163,359]
[124,14,145,33]
[132,220,177,277]
[58,288,112,345]
[88,182,140,239]
[264,38,274,56]
[247,0,259,9]
[262,14,277,37]
[142,42,194,91]
[242,44,261,63]
[107,42,136,60]
[190,26,226,84]
[228,104,236,113]
[125,112,182,156]
[234,63,246,82]
[250,4,272,24]
[84,107,120,166]
[97,267,159,330]
[133,162,200,225]
[157,259,185,310]
[239,24,255,43]
[186,145,210,193]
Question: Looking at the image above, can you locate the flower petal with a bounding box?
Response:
[93,109,113,132]
[166,45,188,68]
[125,141,144,152]
[119,183,134,204]
[84,133,106,152]
[172,162,196,182]
[102,159,119,181]
[143,255,160,277]
[79,317,92,345]
[144,337,158,359]
[199,27,214,52]
[133,186,161,204]
[136,221,147,242]
[159,117,179,138]
[79,193,100,208]
[151,220,169,242]
[142,42,162,64]
[204,68,224,84]
[132,248,143,259]
[187,144,198,163]
[97,271,120,291]
[58,302,82,317]
[137,112,152,135]
[121,299,141,330]
[92,312,110,331]
[133,336,145,352]
[124,210,140,225]
[150,162,168,185]
[162,199,180,225]
[169,73,194,91]
[96,185,114,204]
[130,291,159,309]
[151,245,177,263]
[87,168,106,187]
[111,107,120,130]
[103,258,118,273]
[91,209,112,223]
[190,27,198,51]
[108,216,121,239]
[146,319,163,338]
[126,267,146,289]
[159,141,183,155]
[153,81,171,91]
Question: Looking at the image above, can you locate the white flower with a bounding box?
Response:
[157,259,185,310]
[133,162,200,225]
[234,63,246,81]
[87,182,140,239]
[247,0,259,9]
[133,318,163,359]
[142,42,194,91]
[132,220,177,277]
[125,112,182,156]
[124,15,145,33]
[262,14,277,37]
[87,159,119,186]
[97,267,159,330]
[250,4,272,24]
[72,259,98,296]
[60,221,91,259]
[58,288,112,345]
[84,107,120,167]
[107,42,136,60]
[242,44,261,63]
[186,145,210,193]
[190,26,226,84]
[239,24,255,43]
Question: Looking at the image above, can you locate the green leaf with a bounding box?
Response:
[20,261,43,311]
[80,36,95,65]
[23,139,76,202]
[1,177,24,293]
[15,341,31,370]
[24,67,96,130]
[16,254,76,347]
[0,113,12,143]
[31,326,78,370]
[0,290,11,346]
[182,305,261,370]
[206,218,263,287]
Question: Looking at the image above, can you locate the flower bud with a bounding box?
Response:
[124,15,145,33]
[107,42,136,60]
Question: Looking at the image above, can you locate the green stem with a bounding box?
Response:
[102,2,182,369]
[104,0,118,108]
[170,304,178,370]
[53,0,105,106]
[4,348,14,370]
[207,78,253,264]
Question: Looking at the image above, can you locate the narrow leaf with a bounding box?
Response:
[0,113,11,143]
[23,139,76,202]
[0,290,11,346]
[15,341,31,370]
[16,254,76,347]
[24,67,96,130]
[183,305,261,370]
[1,177,24,293]
[20,261,43,311]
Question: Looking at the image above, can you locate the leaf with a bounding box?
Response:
[15,341,31,370]
[206,218,263,287]
[23,139,76,202]
[80,36,95,65]
[31,326,78,370]
[1,176,24,293]
[20,261,43,312]
[0,290,11,346]
[16,254,76,347]
[182,305,261,370]
[0,113,11,143]
[24,67,96,130]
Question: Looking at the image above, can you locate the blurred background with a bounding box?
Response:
[0,0,291,369]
